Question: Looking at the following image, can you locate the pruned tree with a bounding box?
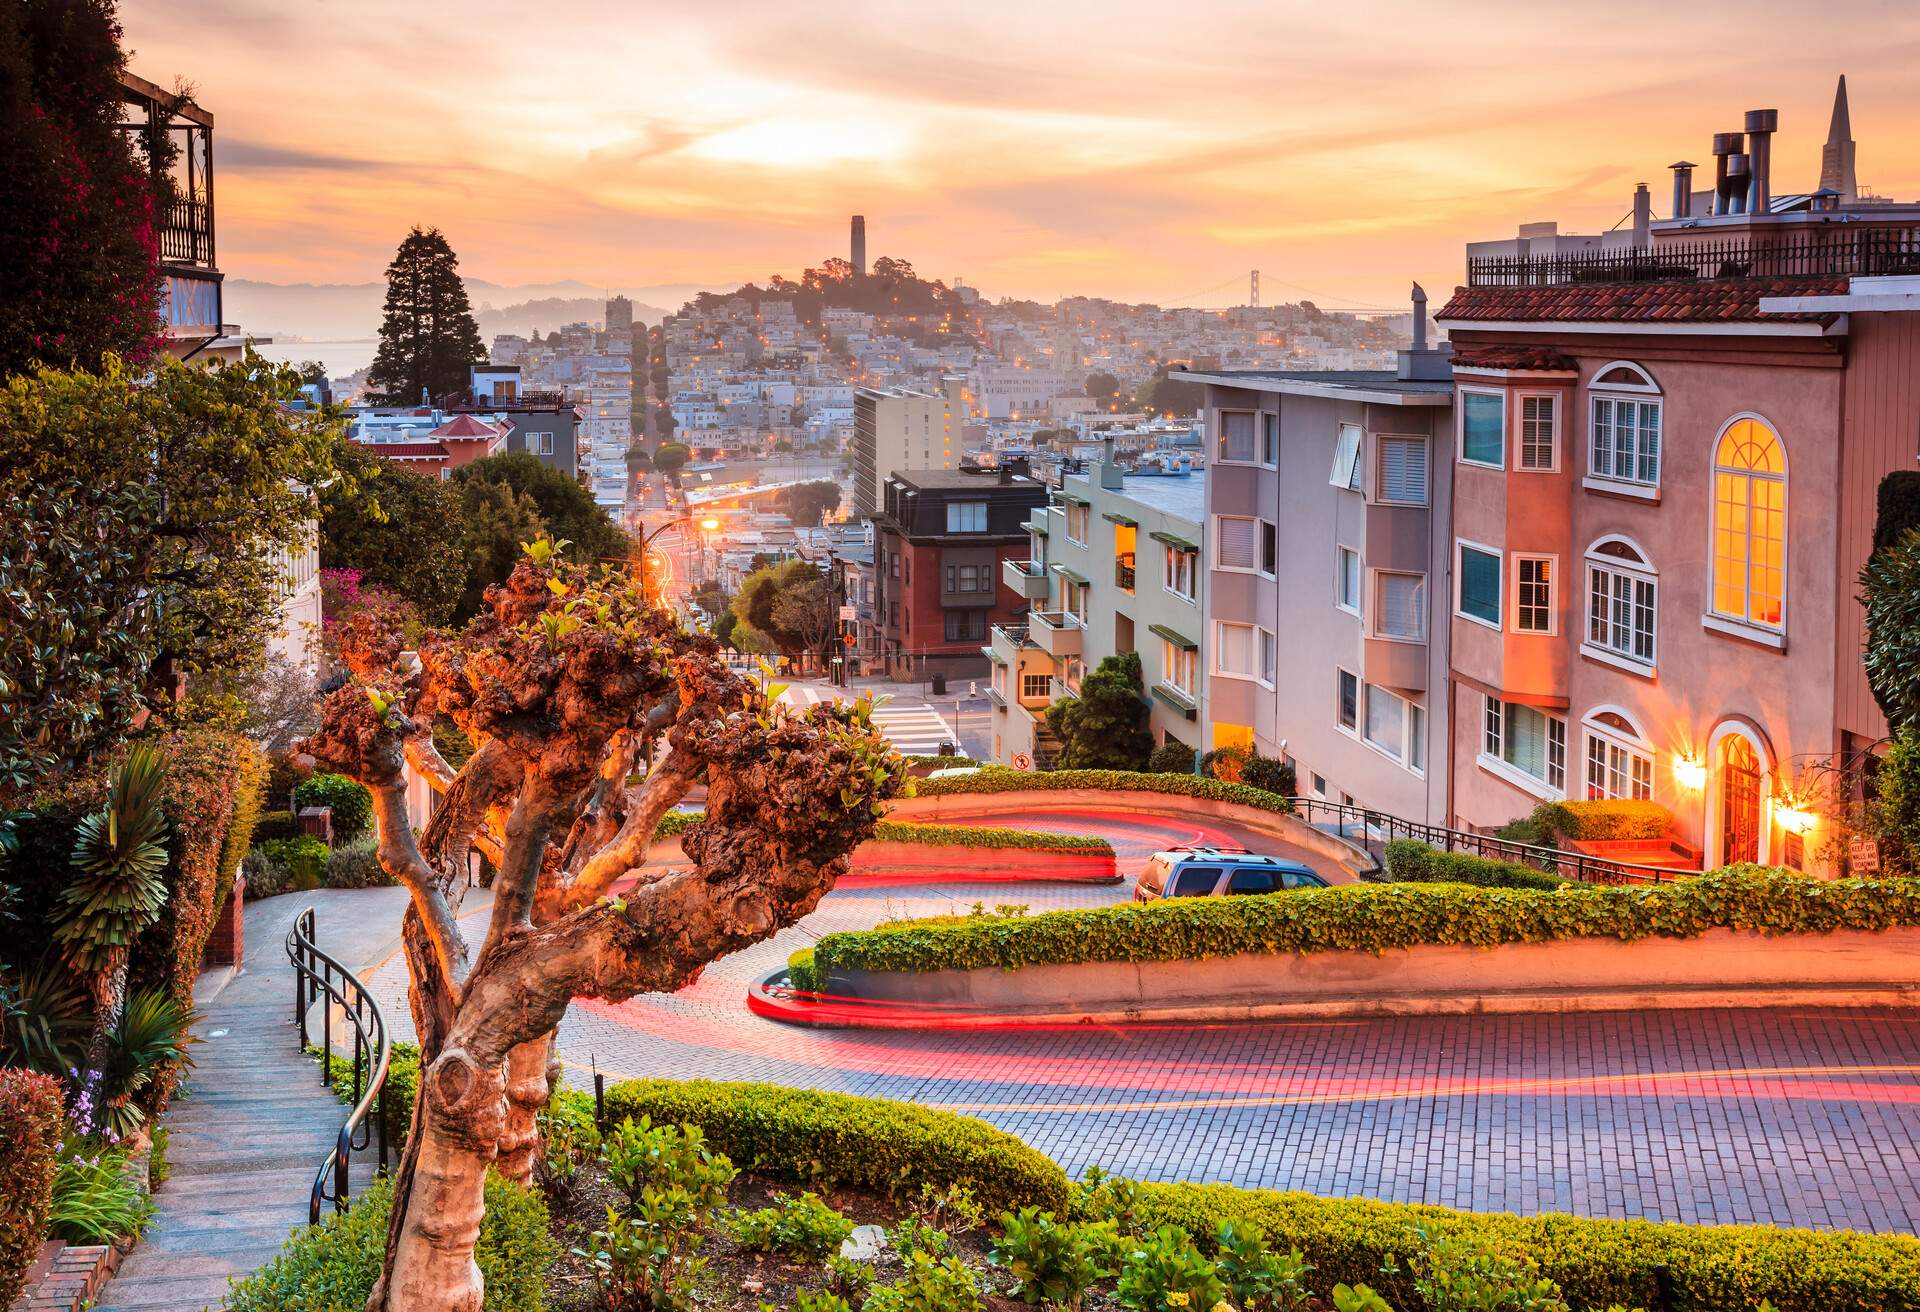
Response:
[299,544,907,1311]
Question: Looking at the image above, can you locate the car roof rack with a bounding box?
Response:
[1164,843,1251,856]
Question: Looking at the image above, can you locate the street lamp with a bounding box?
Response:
[637,514,720,609]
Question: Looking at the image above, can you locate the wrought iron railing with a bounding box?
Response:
[158,198,214,268]
[286,907,393,1224]
[1467,225,1920,288]
[1289,797,1681,885]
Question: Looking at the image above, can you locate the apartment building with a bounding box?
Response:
[870,468,1050,681]
[454,365,585,482]
[1434,83,1920,874]
[1182,303,1455,821]
[852,386,960,516]
[988,448,1206,770]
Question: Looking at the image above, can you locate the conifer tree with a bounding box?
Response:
[1047,651,1153,770]
[367,227,486,404]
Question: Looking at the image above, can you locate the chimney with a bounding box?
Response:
[1397,282,1452,381]
[1744,109,1778,215]
[1099,436,1125,491]
[1669,161,1696,219]
[1410,282,1428,353]
[1723,153,1750,215]
[1631,183,1651,250]
[997,463,1012,485]
[1711,132,1744,215]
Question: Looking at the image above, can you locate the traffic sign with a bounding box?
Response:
[1012,752,1033,771]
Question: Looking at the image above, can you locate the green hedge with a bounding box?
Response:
[0,1070,62,1307]
[1383,840,1566,892]
[913,769,1295,816]
[1498,799,1672,846]
[225,1172,551,1312]
[657,811,1110,852]
[807,866,1920,976]
[315,1041,422,1143]
[601,1079,1068,1216]
[292,773,374,844]
[1128,1180,1920,1312]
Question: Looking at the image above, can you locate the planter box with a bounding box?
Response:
[793,926,1920,1026]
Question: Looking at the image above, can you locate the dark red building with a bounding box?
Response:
[870,467,1050,681]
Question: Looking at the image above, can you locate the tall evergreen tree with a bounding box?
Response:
[1047,651,1154,770]
[0,0,165,378]
[366,227,485,404]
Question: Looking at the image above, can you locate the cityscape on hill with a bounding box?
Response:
[10,4,1920,1311]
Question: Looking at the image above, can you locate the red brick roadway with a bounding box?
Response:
[360,808,1920,1234]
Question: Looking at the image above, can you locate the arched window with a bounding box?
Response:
[1710,417,1787,631]
[1589,362,1662,488]
[1582,707,1653,801]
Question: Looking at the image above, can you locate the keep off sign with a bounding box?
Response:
[1851,836,1882,874]
[1012,752,1033,771]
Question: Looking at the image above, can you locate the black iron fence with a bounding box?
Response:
[1468,225,1920,288]
[286,907,393,1223]
[1290,797,1680,885]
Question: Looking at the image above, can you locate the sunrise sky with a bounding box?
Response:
[121,0,1920,308]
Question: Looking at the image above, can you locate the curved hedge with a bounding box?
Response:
[1130,1180,1920,1312]
[911,769,1295,816]
[807,867,1920,977]
[601,1079,1069,1215]
[1383,839,1566,892]
[657,811,1110,852]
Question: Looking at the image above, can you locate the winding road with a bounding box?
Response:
[347,806,1920,1234]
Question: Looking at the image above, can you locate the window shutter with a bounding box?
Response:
[1218,517,1258,570]
[1378,438,1428,504]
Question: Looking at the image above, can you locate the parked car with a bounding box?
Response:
[1133,845,1328,901]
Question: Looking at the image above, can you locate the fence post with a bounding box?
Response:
[594,1072,607,1130]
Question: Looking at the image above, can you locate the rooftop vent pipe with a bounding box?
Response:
[1669,162,1697,219]
[1722,154,1751,215]
[1632,183,1651,249]
[1711,132,1744,215]
[1411,282,1428,353]
[1745,109,1778,215]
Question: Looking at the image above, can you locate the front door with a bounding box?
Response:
[1720,736,1762,865]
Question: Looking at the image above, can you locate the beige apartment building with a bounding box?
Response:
[852,383,964,516]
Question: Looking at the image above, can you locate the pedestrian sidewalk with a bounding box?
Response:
[90,894,404,1311]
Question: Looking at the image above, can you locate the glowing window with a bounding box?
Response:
[1710,418,1786,630]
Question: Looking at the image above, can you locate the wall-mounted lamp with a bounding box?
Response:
[1674,752,1707,790]
[1774,801,1816,835]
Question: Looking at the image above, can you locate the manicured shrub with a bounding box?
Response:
[1127,1178,1920,1312]
[260,835,329,889]
[216,744,268,910]
[315,1040,421,1143]
[252,809,301,844]
[293,772,375,843]
[1200,745,1251,783]
[324,836,394,889]
[0,1070,62,1307]
[224,1172,552,1312]
[1383,840,1565,892]
[601,1079,1070,1215]
[914,769,1295,818]
[1145,742,1197,775]
[659,811,1110,852]
[807,867,1920,977]
[1874,470,1920,553]
[1241,755,1296,798]
[787,948,822,993]
[1558,798,1671,841]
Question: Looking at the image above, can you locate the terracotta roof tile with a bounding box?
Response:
[430,413,506,440]
[1450,345,1579,371]
[366,441,450,460]
[1436,276,1848,326]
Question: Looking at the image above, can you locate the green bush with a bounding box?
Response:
[314,1040,421,1143]
[787,948,822,993]
[807,867,1920,977]
[324,836,394,889]
[224,1172,553,1312]
[1145,742,1197,775]
[914,769,1295,817]
[252,808,300,843]
[1241,756,1297,798]
[0,1070,61,1307]
[1495,800,1671,846]
[601,1080,1069,1216]
[658,812,1110,852]
[1383,840,1565,892]
[293,773,374,843]
[260,835,329,888]
[730,1190,855,1260]
[1127,1178,1920,1312]
[989,1207,1118,1308]
[861,1251,982,1312]
[47,1141,151,1244]
[1115,1225,1224,1312]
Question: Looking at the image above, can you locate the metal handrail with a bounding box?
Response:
[285,907,393,1224]
[1289,797,1682,885]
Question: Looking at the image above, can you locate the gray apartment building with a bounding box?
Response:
[459,364,586,483]
[1181,306,1454,821]
[988,446,1205,770]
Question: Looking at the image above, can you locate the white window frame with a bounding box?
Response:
[1335,545,1362,616]
[1455,538,1504,632]
[1214,620,1275,688]
[1020,670,1052,701]
[1583,535,1658,674]
[1478,694,1568,799]
[1512,553,1557,636]
[1160,639,1196,697]
[1370,569,1427,643]
[1217,409,1259,464]
[1515,391,1559,472]
[1586,361,1663,495]
[1214,515,1261,574]
[1065,502,1090,545]
[1330,423,1363,491]
[1374,434,1430,506]
[1458,387,1506,469]
[1706,411,1788,642]
[1162,546,1197,603]
[1581,706,1655,802]
[1359,683,1424,775]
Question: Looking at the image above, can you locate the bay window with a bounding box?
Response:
[1373,571,1426,641]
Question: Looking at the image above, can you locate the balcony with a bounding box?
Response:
[1003,558,1050,601]
[990,622,1032,669]
[1031,610,1083,659]
[1467,225,1920,287]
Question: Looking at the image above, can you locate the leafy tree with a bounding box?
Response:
[0,0,165,378]
[653,442,691,475]
[1134,369,1202,419]
[1046,652,1152,770]
[733,560,827,654]
[655,406,679,440]
[779,480,842,528]
[1861,528,1920,732]
[299,551,905,1310]
[624,444,653,474]
[452,478,546,622]
[453,452,627,563]
[1085,371,1121,404]
[0,356,341,680]
[366,227,486,405]
[772,575,839,665]
[1865,728,1920,875]
[320,440,467,625]
[295,360,330,385]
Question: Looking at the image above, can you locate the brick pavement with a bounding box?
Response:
[331,810,1920,1234]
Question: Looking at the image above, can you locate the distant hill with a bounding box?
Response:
[225,278,716,342]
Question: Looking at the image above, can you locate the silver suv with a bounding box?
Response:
[1133,845,1328,902]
